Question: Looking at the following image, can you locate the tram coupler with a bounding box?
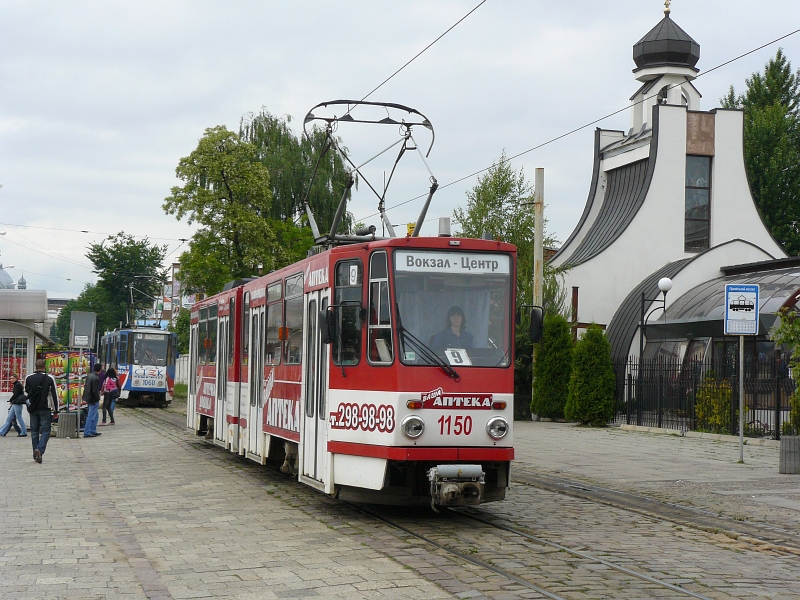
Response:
[427,464,484,511]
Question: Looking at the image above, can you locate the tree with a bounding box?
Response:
[164,118,349,295]
[455,153,567,420]
[164,126,281,294]
[531,313,573,419]
[170,308,190,355]
[721,49,800,254]
[564,325,616,426]
[771,308,800,435]
[85,233,167,326]
[240,109,355,234]
[453,152,562,310]
[51,284,117,345]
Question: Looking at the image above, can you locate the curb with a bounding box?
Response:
[618,424,781,448]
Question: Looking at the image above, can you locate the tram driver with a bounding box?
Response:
[430,305,473,348]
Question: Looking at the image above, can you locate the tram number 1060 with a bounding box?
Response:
[437,414,473,436]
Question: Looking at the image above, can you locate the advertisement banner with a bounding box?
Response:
[44,350,92,410]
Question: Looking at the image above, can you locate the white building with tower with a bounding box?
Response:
[550,5,798,365]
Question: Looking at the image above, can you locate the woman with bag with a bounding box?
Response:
[0,373,27,437]
[101,367,120,425]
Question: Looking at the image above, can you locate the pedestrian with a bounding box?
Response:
[98,362,107,392]
[101,367,119,426]
[0,374,27,437]
[82,363,102,438]
[25,360,59,463]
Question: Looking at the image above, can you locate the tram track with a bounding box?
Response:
[133,407,796,599]
[138,406,800,556]
[511,468,800,556]
[346,501,716,600]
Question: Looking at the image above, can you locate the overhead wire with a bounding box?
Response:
[356,26,800,223]
[348,0,488,111]
[296,1,486,226]
[0,221,187,241]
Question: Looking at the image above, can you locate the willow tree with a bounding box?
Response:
[240,109,355,235]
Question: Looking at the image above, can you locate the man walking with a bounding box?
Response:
[82,363,102,438]
[25,360,59,464]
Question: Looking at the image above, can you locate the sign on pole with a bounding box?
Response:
[69,311,97,349]
[724,284,759,464]
[724,284,759,335]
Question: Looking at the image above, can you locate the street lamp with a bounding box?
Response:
[635,277,672,425]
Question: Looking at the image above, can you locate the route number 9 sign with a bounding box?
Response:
[445,348,472,366]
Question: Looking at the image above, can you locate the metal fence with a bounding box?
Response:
[175,354,189,385]
[612,356,795,440]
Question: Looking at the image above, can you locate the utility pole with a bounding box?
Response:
[531,168,544,415]
[533,168,544,308]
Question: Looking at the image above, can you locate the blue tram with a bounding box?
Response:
[99,327,177,406]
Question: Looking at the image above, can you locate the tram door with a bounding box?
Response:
[248,304,265,456]
[302,290,328,482]
[236,293,251,454]
[215,309,228,444]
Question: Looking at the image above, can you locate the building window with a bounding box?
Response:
[685,155,711,252]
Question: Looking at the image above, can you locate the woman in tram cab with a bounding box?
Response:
[430,305,474,348]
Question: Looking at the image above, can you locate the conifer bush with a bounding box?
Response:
[531,313,573,419]
[564,325,616,426]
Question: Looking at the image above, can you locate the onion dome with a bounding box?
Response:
[633,13,699,71]
[17,274,27,289]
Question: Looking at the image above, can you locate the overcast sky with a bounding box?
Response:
[1,0,798,299]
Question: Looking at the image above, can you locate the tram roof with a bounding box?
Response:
[191,236,517,314]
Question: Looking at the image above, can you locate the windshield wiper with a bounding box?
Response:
[396,303,460,381]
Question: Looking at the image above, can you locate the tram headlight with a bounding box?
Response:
[401,415,425,439]
[486,416,509,440]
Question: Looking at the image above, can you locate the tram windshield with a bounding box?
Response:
[131,333,169,366]
[394,250,512,368]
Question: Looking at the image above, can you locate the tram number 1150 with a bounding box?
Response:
[438,414,473,436]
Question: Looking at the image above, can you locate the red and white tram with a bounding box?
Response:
[187,235,518,507]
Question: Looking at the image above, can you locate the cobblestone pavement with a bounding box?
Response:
[2,412,800,599]
[513,422,800,535]
[0,411,448,600]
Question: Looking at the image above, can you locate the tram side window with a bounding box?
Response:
[265,282,283,365]
[284,274,304,365]
[199,315,208,365]
[333,260,363,366]
[118,334,127,366]
[368,252,393,364]
[207,305,218,364]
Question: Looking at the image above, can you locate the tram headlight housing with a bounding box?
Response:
[486,416,509,440]
[401,415,425,439]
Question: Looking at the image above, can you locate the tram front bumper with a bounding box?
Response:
[427,464,485,509]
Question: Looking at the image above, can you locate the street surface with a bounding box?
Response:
[0,411,797,599]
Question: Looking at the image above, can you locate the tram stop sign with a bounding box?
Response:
[70,310,97,348]
[724,284,759,336]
